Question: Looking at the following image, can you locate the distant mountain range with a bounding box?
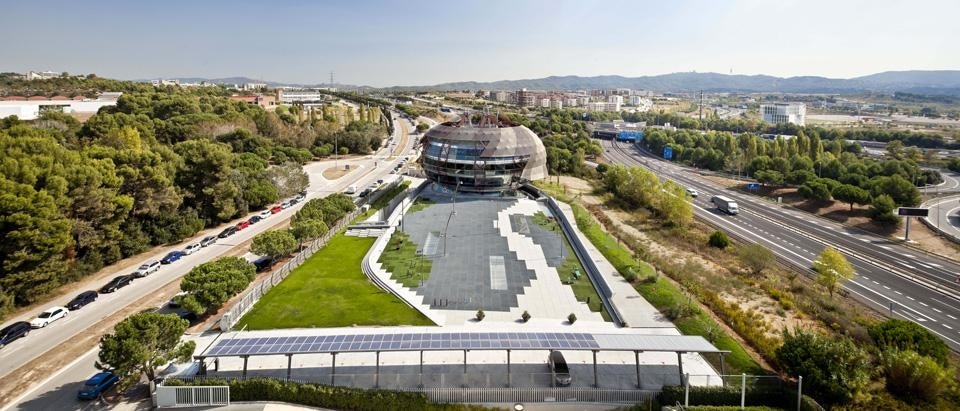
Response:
[141,70,960,95]
[135,76,356,90]
[413,70,960,95]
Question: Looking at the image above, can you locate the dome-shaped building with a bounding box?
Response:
[420,117,548,193]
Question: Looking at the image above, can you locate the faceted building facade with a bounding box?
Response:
[421,119,548,193]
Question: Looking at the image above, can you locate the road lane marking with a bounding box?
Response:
[907,296,916,300]
[946,324,954,330]
[894,291,902,295]
[920,302,929,307]
[933,308,943,313]
[897,262,916,269]
[949,315,958,320]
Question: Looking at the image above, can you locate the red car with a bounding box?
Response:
[270,205,284,214]
[236,221,251,230]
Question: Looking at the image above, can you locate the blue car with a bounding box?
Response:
[77,372,119,400]
[160,251,186,265]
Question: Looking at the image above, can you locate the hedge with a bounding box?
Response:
[164,377,499,411]
[658,385,790,409]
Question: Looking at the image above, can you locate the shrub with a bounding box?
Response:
[567,313,577,324]
[868,319,949,365]
[475,309,485,322]
[521,310,530,323]
[709,230,730,248]
[880,349,954,403]
[595,163,609,174]
[775,329,870,405]
[658,385,789,409]
[621,265,638,282]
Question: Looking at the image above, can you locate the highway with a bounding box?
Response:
[0,112,421,410]
[922,194,960,243]
[602,139,960,351]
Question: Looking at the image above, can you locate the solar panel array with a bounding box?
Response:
[205,332,600,357]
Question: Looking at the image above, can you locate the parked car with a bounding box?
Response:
[77,372,119,400]
[183,243,202,255]
[287,198,300,206]
[258,210,272,219]
[218,226,239,238]
[294,192,306,202]
[160,251,186,265]
[280,201,291,209]
[358,188,373,198]
[236,220,251,230]
[547,351,572,386]
[66,291,98,311]
[30,306,68,328]
[248,215,263,225]
[100,275,134,293]
[252,256,276,272]
[135,260,161,277]
[200,236,218,247]
[270,205,284,214]
[167,291,188,308]
[0,321,31,348]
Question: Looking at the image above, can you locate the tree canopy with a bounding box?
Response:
[96,312,195,390]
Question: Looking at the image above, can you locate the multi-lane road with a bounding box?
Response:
[0,113,421,410]
[602,139,960,351]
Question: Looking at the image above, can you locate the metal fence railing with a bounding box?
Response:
[218,182,403,331]
[155,385,229,408]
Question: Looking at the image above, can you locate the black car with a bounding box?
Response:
[252,256,276,272]
[287,198,300,206]
[0,321,31,348]
[248,215,262,225]
[66,291,98,310]
[217,226,239,239]
[100,275,134,293]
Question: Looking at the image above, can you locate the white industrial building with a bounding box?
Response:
[565,98,579,107]
[607,95,624,105]
[277,89,335,104]
[585,101,622,112]
[540,98,551,108]
[629,96,653,112]
[0,93,121,120]
[761,102,806,126]
[550,99,563,110]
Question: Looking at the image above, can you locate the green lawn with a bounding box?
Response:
[235,234,434,329]
[406,197,434,214]
[378,231,432,288]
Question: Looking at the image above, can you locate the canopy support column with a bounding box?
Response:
[635,350,642,388]
[506,350,512,388]
[241,356,249,379]
[677,352,685,384]
[286,354,293,380]
[331,352,337,386]
[375,351,381,388]
[592,350,599,388]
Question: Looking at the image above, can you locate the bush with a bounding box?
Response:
[868,319,949,365]
[658,385,790,409]
[869,194,900,226]
[475,309,485,322]
[775,329,870,405]
[567,313,577,324]
[880,349,954,403]
[709,230,730,248]
[595,163,609,174]
[521,310,531,323]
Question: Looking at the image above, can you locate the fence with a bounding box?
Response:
[219,181,403,331]
[422,387,658,404]
[155,385,229,408]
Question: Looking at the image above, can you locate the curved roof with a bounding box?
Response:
[424,125,548,181]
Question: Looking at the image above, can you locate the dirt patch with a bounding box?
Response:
[391,119,410,157]
[321,166,353,180]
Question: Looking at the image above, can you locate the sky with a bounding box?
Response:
[1,0,957,87]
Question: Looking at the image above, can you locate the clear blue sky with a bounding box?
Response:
[1,0,957,87]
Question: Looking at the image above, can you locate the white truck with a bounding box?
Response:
[711,195,739,215]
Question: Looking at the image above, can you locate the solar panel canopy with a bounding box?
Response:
[201,332,723,358]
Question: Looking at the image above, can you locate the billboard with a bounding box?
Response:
[897,207,929,217]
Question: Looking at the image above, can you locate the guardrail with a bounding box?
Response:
[219,182,402,331]
[524,184,626,327]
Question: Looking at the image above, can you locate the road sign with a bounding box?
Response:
[663,147,673,160]
[897,207,929,217]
